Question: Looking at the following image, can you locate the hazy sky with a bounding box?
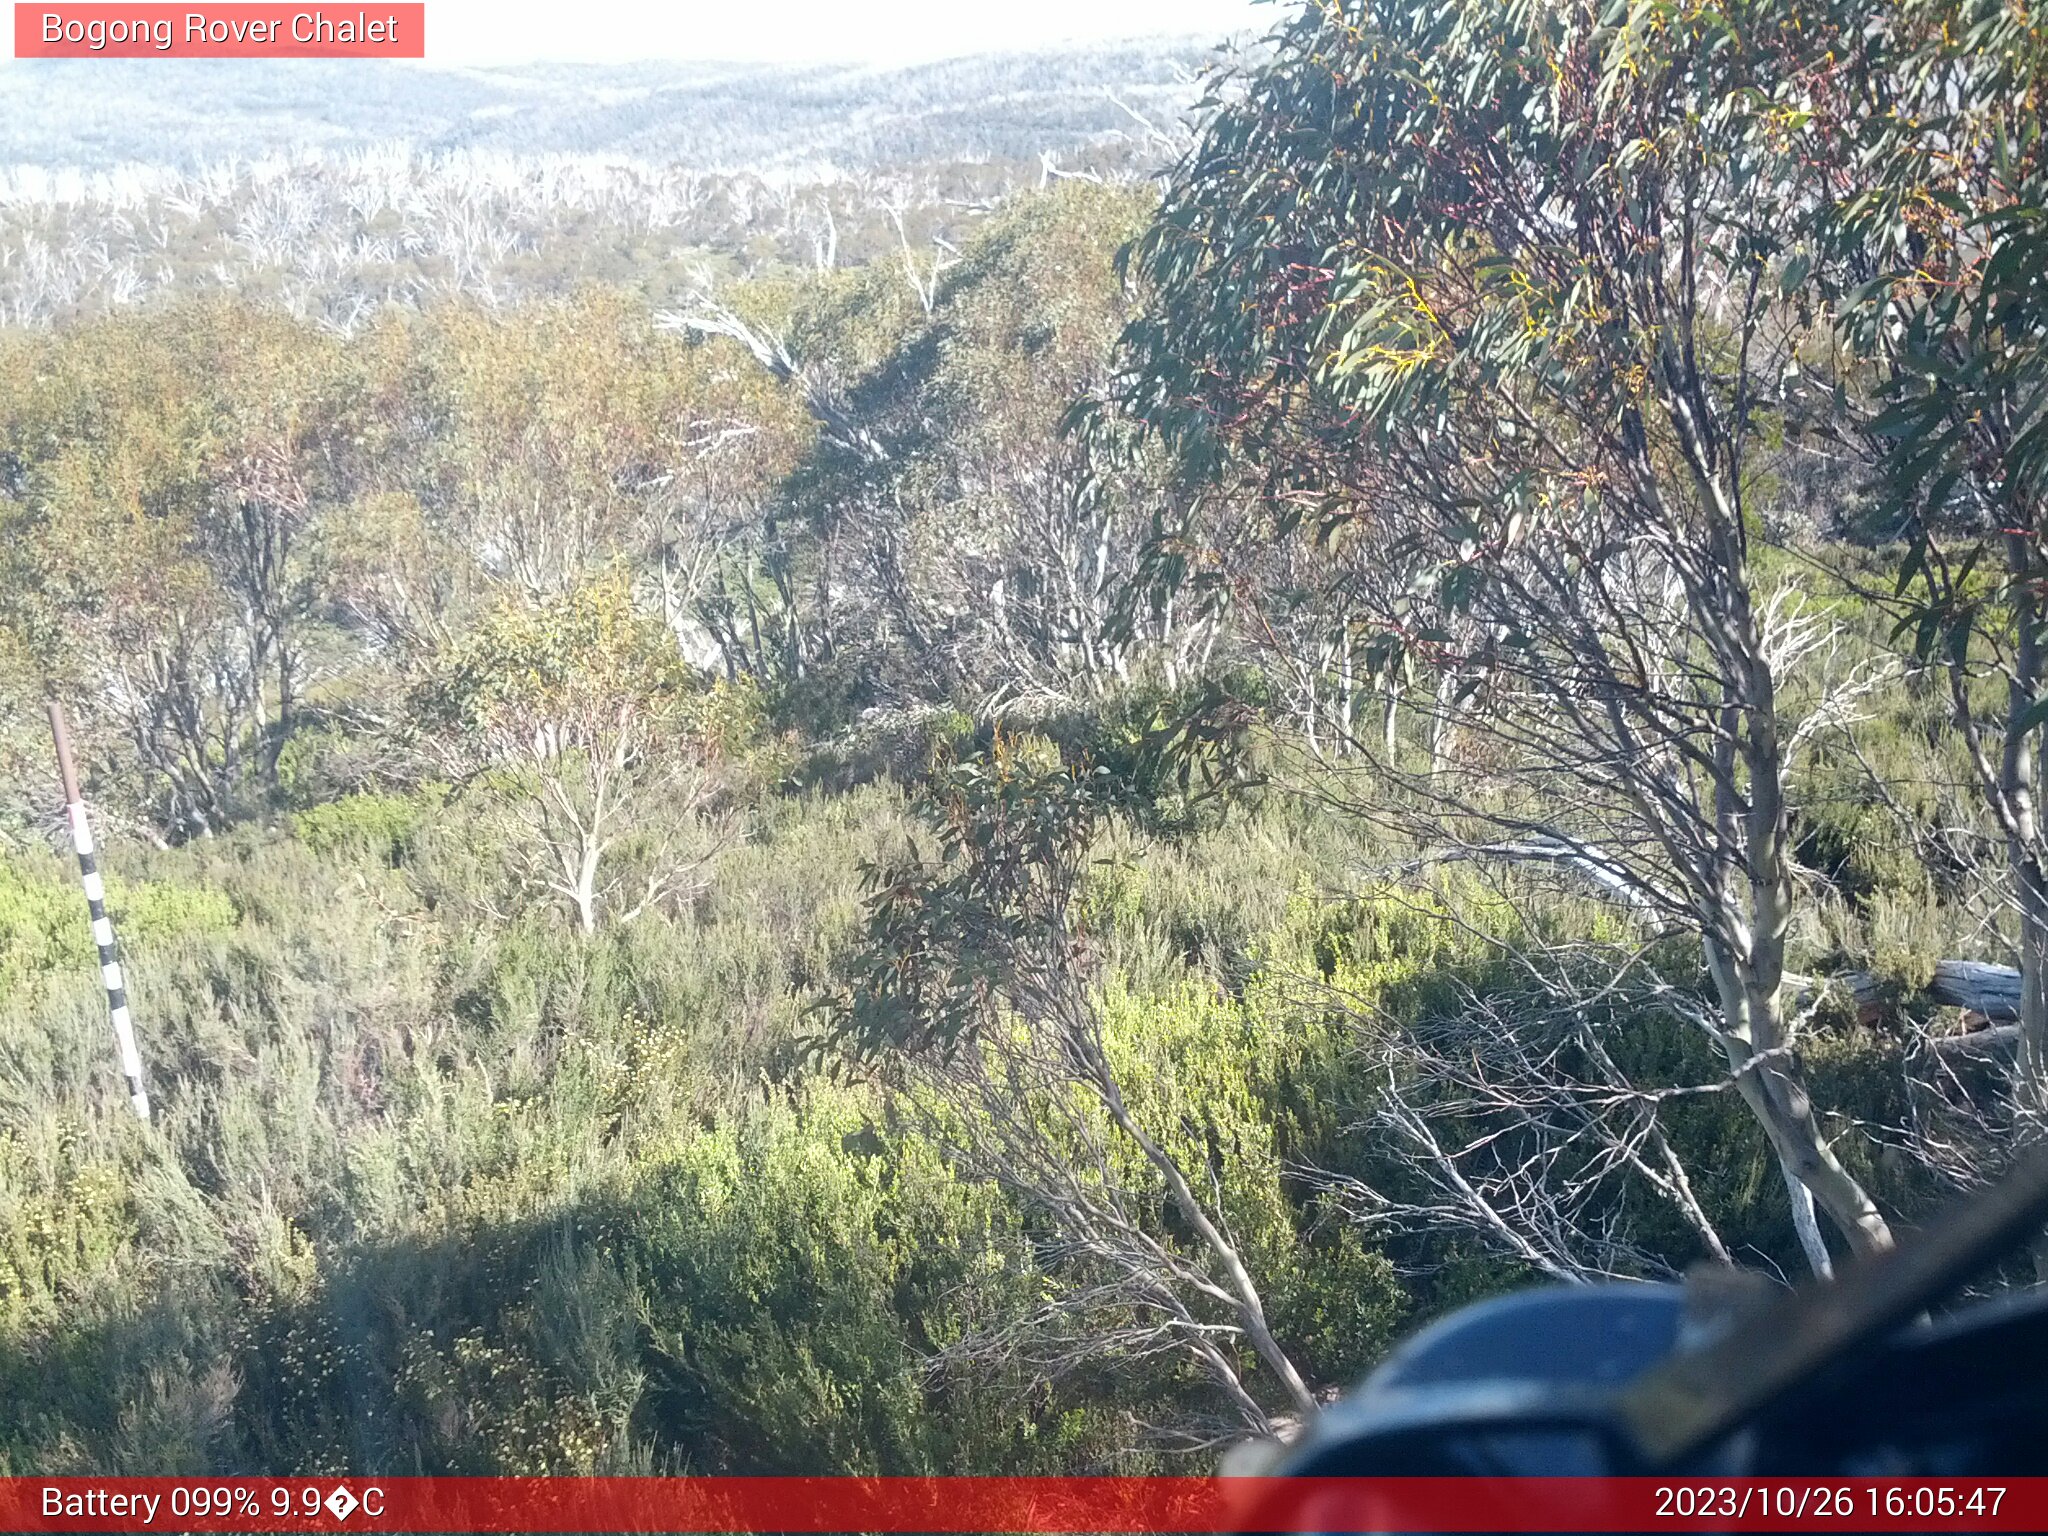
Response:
[427,0,1276,66]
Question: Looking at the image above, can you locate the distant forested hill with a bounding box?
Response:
[0,42,1223,171]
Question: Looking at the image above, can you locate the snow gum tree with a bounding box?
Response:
[1107,0,1898,1269]
[414,577,736,933]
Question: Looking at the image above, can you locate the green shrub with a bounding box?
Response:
[0,858,236,999]
[289,790,438,866]
[114,881,237,949]
[0,859,80,997]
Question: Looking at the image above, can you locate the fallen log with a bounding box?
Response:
[1390,842,2028,1040]
[1825,960,2021,1024]
[1906,960,2023,1021]
[1794,961,2023,1048]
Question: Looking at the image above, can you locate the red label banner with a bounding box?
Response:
[1,1476,2043,1533]
[14,5,425,58]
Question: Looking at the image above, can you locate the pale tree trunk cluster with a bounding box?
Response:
[492,714,726,936]
[83,440,319,838]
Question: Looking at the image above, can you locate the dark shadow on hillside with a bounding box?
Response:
[0,1165,1152,1478]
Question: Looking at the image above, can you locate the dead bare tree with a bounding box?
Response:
[886,202,953,316]
[656,293,888,466]
[906,987,1307,1440]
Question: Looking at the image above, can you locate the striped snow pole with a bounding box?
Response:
[48,702,151,1121]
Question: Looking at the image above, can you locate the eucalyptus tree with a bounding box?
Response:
[0,304,360,834]
[413,577,735,934]
[832,739,1320,1436]
[1822,0,2048,1100]
[347,295,808,666]
[674,184,1213,712]
[1108,0,1893,1269]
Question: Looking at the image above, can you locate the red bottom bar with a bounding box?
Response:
[4,1476,2042,1533]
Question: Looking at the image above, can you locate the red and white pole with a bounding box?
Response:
[48,701,151,1121]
